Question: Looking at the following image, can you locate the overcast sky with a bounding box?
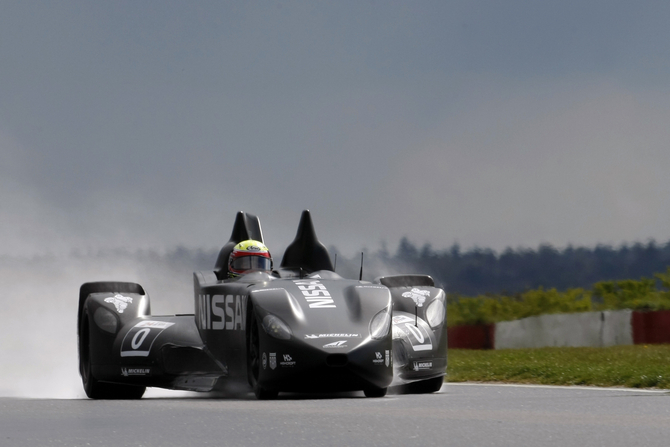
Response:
[2,0,670,257]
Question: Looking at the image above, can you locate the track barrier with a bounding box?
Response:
[448,309,669,349]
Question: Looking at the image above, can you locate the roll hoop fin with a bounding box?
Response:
[280,210,334,273]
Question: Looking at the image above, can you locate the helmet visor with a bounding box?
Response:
[230,255,272,272]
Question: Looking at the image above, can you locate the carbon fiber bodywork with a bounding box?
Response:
[77,211,447,399]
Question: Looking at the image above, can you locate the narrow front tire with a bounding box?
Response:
[247,310,278,400]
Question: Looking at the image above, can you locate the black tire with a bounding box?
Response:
[363,386,388,398]
[247,311,278,400]
[404,376,444,394]
[79,313,145,399]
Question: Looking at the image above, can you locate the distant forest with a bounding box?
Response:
[116,238,670,297]
[333,238,670,296]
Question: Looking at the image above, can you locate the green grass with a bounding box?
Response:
[446,268,670,326]
[447,345,670,389]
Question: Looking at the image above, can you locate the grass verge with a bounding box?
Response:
[447,345,670,388]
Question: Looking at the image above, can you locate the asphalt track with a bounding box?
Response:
[2,384,669,447]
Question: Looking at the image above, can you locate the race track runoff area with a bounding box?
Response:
[2,384,669,447]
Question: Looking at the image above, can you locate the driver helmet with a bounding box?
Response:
[228,240,273,278]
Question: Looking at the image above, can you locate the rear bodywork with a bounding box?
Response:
[78,210,446,398]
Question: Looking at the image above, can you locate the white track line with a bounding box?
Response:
[446,382,670,393]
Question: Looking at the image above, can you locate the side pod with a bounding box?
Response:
[78,281,151,399]
[376,274,447,393]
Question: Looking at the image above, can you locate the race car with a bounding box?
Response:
[77,210,447,399]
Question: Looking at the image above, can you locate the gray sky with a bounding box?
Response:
[2,0,670,256]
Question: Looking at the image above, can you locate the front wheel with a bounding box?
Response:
[247,310,278,400]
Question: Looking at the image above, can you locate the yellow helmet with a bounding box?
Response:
[228,240,272,278]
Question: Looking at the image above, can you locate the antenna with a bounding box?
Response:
[359,252,364,281]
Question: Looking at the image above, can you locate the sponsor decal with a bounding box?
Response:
[401,288,431,307]
[120,320,175,357]
[262,352,267,370]
[305,333,360,339]
[373,351,384,365]
[323,340,347,349]
[280,354,296,367]
[385,350,391,367]
[121,367,151,376]
[392,315,412,325]
[269,352,277,370]
[413,361,433,371]
[293,280,335,309]
[104,294,133,313]
[392,315,433,352]
[197,294,247,331]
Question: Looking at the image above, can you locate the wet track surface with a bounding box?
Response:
[2,384,669,447]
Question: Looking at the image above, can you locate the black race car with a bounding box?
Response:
[78,210,447,399]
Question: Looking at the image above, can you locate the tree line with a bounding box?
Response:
[62,237,670,297]
[334,238,670,295]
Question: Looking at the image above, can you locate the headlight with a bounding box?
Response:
[369,308,391,340]
[425,292,446,328]
[262,314,292,340]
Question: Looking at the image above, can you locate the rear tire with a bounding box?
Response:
[79,313,145,399]
[247,310,278,400]
[363,386,388,398]
[404,376,444,394]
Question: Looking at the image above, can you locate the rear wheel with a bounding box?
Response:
[404,376,444,394]
[363,386,388,398]
[79,313,145,399]
[247,311,278,400]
